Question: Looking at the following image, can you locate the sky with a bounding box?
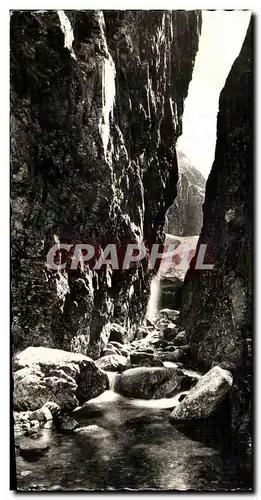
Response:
[177,10,251,178]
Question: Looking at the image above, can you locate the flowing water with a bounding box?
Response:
[15,371,252,491]
[146,275,161,321]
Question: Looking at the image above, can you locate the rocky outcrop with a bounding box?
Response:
[165,150,206,236]
[10,10,201,356]
[95,354,129,372]
[180,21,253,440]
[115,366,196,399]
[169,366,233,422]
[13,346,109,410]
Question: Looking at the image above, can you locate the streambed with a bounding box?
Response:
[15,382,251,491]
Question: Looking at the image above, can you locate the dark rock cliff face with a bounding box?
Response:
[11,10,201,356]
[180,21,253,440]
[165,150,205,236]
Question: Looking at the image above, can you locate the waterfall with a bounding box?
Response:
[57,10,77,60]
[146,274,161,321]
[107,371,118,391]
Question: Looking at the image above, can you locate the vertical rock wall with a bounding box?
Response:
[11,10,201,355]
[180,20,253,440]
[165,150,206,237]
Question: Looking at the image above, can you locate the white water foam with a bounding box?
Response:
[83,368,197,411]
[146,274,161,321]
[82,385,189,410]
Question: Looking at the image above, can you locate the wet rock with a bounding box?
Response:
[74,424,102,434]
[115,366,194,399]
[162,324,179,341]
[18,440,50,457]
[158,350,186,363]
[105,342,131,358]
[13,411,32,437]
[76,366,109,403]
[163,345,176,352]
[135,358,164,368]
[17,429,53,458]
[130,351,154,364]
[30,420,40,429]
[155,318,172,331]
[152,339,170,349]
[170,366,233,422]
[130,351,164,367]
[13,366,78,412]
[28,407,53,429]
[129,339,155,352]
[13,347,109,411]
[29,407,53,422]
[118,348,130,358]
[42,402,61,417]
[95,354,129,372]
[74,425,110,437]
[135,327,154,340]
[57,415,79,433]
[108,341,129,351]
[173,330,187,346]
[136,347,155,355]
[21,470,32,477]
[101,348,120,357]
[43,419,53,429]
[159,309,180,322]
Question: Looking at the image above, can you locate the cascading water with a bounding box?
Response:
[15,361,248,491]
[146,274,161,321]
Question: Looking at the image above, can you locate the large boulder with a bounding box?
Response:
[56,415,80,433]
[18,439,50,458]
[95,354,129,372]
[115,366,195,399]
[169,366,233,422]
[106,342,131,358]
[13,347,109,411]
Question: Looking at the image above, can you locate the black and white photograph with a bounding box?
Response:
[9,7,253,492]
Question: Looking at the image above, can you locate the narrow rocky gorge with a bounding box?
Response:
[11,10,252,492]
[11,9,201,357]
